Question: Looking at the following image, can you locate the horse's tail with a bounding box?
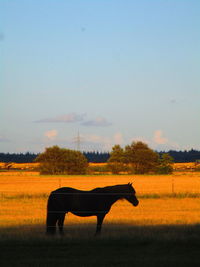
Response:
[46,192,59,235]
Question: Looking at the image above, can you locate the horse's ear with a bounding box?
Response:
[128,182,133,186]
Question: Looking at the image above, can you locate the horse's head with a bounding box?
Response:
[124,183,139,207]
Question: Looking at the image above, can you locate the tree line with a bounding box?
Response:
[0,149,200,163]
[0,151,110,163]
[34,143,173,175]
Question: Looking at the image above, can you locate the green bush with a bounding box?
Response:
[87,164,109,174]
[35,146,88,175]
[107,142,174,175]
[107,162,128,174]
[156,153,173,174]
[156,165,173,174]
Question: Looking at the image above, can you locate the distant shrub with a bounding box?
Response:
[35,146,88,175]
[107,142,174,175]
[107,145,127,174]
[107,162,128,174]
[156,165,173,174]
[156,153,173,174]
[88,164,109,174]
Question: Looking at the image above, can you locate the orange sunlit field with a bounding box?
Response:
[0,161,200,171]
[0,171,200,236]
[1,170,200,267]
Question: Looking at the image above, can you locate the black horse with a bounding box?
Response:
[46,183,139,236]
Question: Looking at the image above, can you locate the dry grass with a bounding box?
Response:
[0,172,200,231]
[1,161,200,171]
[0,171,200,194]
[0,162,39,170]
[1,171,200,267]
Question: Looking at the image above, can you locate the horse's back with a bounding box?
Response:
[51,187,79,194]
[48,187,75,210]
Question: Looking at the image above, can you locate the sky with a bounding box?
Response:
[0,0,200,153]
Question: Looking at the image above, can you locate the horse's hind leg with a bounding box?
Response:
[46,212,58,235]
[58,213,66,235]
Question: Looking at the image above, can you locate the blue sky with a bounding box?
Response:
[1,0,200,153]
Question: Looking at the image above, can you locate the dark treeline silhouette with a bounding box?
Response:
[0,149,200,163]
[0,152,38,163]
[161,149,200,163]
[0,151,110,163]
[84,151,110,163]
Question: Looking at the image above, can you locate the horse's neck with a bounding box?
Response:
[106,189,124,206]
[110,195,122,205]
[92,186,127,205]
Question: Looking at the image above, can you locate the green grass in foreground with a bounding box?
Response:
[0,224,200,267]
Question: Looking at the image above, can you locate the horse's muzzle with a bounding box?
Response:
[133,199,139,207]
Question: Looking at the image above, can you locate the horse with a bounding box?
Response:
[46,183,139,236]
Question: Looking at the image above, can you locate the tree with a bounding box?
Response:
[156,153,173,174]
[108,145,125,162]
[107,142,163,174]
[124,141,159,174]
[107,145,127,174]
[35,146,88,175]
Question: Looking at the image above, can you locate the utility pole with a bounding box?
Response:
[74,131,81,151]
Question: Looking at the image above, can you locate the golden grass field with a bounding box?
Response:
[0,171,200,235]
[0,161,200,171]
[1,171,200,267]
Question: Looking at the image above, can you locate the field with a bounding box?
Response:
[1,161,200,172]
[1,171,200,266]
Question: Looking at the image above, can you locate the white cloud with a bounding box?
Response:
[170,98,177,104]
[153,130,168,144]
[80,134,117,151]
[129,131,180,151]
[83,134,110,144]
[44,130,58,140]
[82,117,112,127]
[35,113,86,123]
[0,135,10,142]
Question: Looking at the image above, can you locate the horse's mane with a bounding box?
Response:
[91,184,133,193]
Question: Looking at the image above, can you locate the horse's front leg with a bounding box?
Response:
[95,213,106,236]
[58,212,66,236]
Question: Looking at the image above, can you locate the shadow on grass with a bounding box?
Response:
[1,223,200,267]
